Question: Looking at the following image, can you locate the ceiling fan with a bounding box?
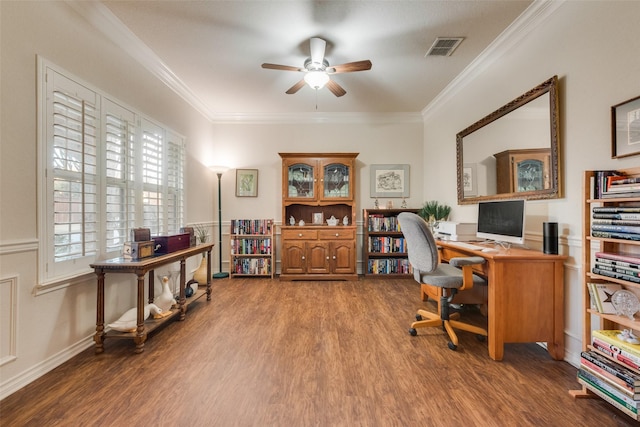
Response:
[261,37,372,97]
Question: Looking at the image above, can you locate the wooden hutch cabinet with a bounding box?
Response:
[279,153,358,280]
[494,148,550,194]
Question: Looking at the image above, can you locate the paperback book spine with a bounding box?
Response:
[577,376,639,420]
[595,252,640,265]
[591,340,640,372]
[591,230,640,241]
[581,350,640,389]
[578,369,639,417]
[592,331,640,360]
[579,363,640,398]
[592,267,640,283]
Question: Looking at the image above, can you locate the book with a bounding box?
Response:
[592,207,640,213]
[591,231,640,241]
[605,183,640,193]
[578,368,640,412]
[596,252,640,265]
[592,267,640,283]
[587,282,599,311]
[595,258,640,270]
[591,224,640,234]
[611,176,640,185]
[581,350,640,389]
[578,373,639,420]
[588,282,623,313]
[592,219,640,226]
[600,191,640,199]
[591,340,640,372]
[580,363,640,399]
[593,330,640,359]
[594,170,625,199]
[594,263,640,278]
[593,213,640,220]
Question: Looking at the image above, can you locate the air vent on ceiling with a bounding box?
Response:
[425,37,464,57]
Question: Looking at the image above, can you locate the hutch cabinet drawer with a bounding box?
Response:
[281,229,318,240]
[318,228,355,240]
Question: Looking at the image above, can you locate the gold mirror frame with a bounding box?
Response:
[456,76,560,204]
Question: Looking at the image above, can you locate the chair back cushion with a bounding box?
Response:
[397,212,438,273]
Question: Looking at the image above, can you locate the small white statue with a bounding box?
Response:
[155,275,177,314]
[343,216,349,226]
[299,219,305,226]
[108,303,162,332]
[289,216,295,225]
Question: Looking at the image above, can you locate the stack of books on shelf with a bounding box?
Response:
[592,252,640,284]
[232,258,272,275]
[579,338,640,420]
[593,170,640,199]
[591,207,640,242]
[367,214,401,232]
[231,238,272,255]
[231,219,273,235]
[367,236,407,253]
[367,258,411,275]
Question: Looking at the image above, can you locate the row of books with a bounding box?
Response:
[591,207,640,242]
[592,251,640,284]
[592,170,640,199]
[230,219,273,236]
[580,330,640,419]
[230,238,272,255]
[367,215,402,232]
[367,236,407,254]
[367,258,411,275]
[231,258,272,275]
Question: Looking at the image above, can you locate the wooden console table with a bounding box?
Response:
[437,241,567,361]
[90,243,214,354]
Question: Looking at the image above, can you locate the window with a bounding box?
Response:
[39,60,184,285]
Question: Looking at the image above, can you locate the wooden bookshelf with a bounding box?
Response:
[230,219,275,278]
[363,208,418,278]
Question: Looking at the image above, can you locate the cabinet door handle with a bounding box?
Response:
[326,256,330,260]
[302,256,305,260]
[298,233,302,237]
[335,233,339,237]
[332,256,336,259]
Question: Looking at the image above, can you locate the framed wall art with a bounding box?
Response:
[612,95,640,159]
[370,164,409,198]
[236,169,258,197]
[463,163,478,197]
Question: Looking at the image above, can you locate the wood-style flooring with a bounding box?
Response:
[1,277,636,426]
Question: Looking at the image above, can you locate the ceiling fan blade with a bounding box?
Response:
[309,37,326,66]
[326,80,346,97]
[262,63,303,72]
[285,79,306,95]
[327,60,372,74]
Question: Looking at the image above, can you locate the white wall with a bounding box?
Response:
[423,0,640,365]
[0,1,423,398]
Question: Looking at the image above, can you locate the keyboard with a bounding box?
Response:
[446,241,484,251]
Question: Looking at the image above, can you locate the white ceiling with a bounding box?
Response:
[87,1,535,119]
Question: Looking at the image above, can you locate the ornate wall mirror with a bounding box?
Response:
[456,76,560,204]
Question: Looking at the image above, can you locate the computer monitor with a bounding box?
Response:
[476,199,526,245]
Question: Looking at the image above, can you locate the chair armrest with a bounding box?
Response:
[448,256,485,267]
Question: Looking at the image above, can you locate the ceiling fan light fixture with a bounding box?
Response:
[304,71,330,89]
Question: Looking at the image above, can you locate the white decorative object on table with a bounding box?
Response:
[108,303,162,332]
[299,220,305,226]
[326,216,338,226]
[343,216,349,226]
[289,216,295,225]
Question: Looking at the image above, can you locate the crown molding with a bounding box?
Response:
[421,0,565,120]
[210,112,423,124]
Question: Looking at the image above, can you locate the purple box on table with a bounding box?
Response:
[153,233,191,254]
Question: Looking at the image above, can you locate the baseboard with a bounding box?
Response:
[0,336,93,400]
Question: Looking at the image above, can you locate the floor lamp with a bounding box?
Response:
[210,166,229,278]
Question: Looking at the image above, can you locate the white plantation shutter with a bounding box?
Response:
[40,61,185,284]
[103,99,137,254]
[48,71,99,278]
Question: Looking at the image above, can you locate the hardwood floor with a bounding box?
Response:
[1,277,636,426]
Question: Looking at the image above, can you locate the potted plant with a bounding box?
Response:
[418,201,451,230]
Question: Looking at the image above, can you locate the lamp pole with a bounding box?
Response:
[213,170,228,279]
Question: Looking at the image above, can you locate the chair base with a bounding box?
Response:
[409,308,488,350]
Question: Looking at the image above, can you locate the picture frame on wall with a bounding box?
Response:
[370,164,409,198]
[463,163,478,197]
[612,94,640,159]
[236,169,258,197]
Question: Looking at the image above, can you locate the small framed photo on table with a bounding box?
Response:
[236,169,258,197]
[612,95,640,159]
[312,212,324,225]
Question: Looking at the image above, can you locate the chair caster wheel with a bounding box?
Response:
[409,328,417,336]
[476,335,486,342]
[415,314,423,321]
[448,341,457,351]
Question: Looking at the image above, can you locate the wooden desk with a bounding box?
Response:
[90,243,214,354]
[437,241,567,361]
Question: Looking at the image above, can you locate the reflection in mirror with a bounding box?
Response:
[456,76,560,204]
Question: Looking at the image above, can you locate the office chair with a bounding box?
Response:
[397,212,488,350]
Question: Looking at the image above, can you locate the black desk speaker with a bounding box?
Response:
[543,222,558,255]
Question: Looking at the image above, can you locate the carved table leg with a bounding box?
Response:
[133,272,147,354]
[206,249,212,301]
[94,270,106,354]
[179,259,187,320]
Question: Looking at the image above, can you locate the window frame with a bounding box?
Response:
[37,58,185,290]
